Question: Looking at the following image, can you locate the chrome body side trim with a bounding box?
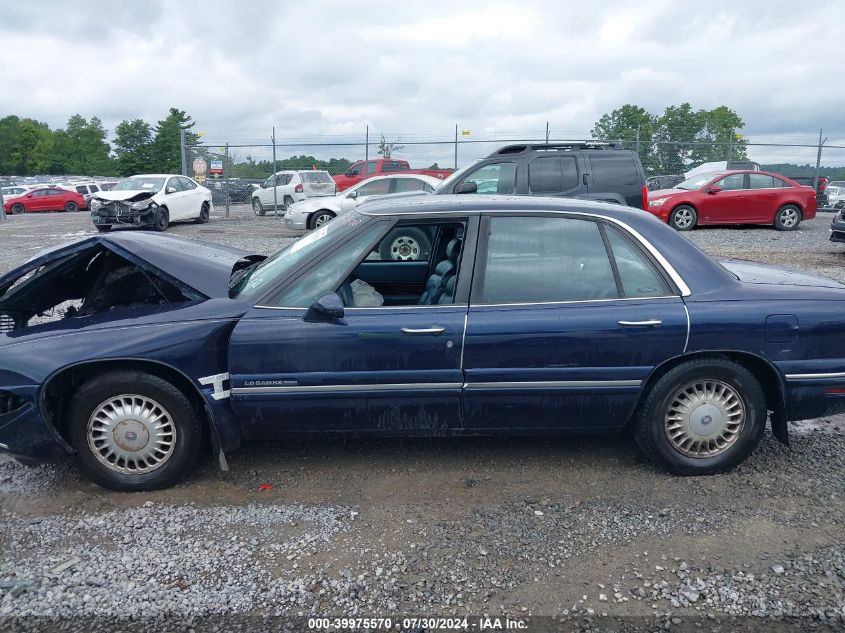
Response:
[784,372,845,380]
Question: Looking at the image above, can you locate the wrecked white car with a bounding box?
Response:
[89,174,213,232]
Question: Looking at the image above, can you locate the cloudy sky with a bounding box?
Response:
[3,0,841,152]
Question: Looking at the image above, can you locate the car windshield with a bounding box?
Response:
[676,172,721,190]
[300,172,333,183]
[230,210,366,299]
[112,177,166,191]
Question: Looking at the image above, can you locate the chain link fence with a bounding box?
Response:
[183,127,845,215]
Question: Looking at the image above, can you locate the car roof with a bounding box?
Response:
[123,174,183,178]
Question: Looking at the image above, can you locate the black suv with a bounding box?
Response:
[435,142,647,208]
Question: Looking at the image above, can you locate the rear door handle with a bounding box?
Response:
[618,319,662,327]
[401,327,445,335]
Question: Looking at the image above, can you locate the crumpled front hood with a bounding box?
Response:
[93,189,158,202]
[718,258,845,290]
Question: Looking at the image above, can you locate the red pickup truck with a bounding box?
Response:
[333,159,453,191]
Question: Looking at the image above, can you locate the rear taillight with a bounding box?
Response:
[294,184,303,193]
[819,179,828,192]
[642,185,648,211]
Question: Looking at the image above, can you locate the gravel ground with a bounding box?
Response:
[0,207,843,632]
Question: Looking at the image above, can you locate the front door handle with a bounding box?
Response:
[401,327,445,335]
[618,319,662,327]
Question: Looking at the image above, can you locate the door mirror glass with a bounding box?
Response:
[456,181,478,194]
[304,293,345,322]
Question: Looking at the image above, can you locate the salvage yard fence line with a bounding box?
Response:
[182,126,844,207]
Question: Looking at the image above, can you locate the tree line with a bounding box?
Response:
[591,103,749,175]
[0,108,198,177]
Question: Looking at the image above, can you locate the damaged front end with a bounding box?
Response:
[89,191,158,228]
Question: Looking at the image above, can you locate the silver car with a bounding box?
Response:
[284,174,439,230]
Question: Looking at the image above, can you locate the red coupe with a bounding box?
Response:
[646,170,817,231]
[3,187,87,215]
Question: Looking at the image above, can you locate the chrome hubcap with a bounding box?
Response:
[87,395,176,474]
[780,208,798,227]
[314,214,333,227]
[389,236,421,261]
[664,380,745,458]
[675,208,693,228]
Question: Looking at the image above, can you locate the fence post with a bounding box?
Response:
[272,126,278,217]
[454,125,458,170]
[635,125,641,154]
[814,128,827,192]
[545,121,550,144]
[0,187,5,223]
[180,129,187,176]
[224,142,230,219]
[365,125,369,165]
[727,131,733,162]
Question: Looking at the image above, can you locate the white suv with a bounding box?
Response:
[251,170,336,216]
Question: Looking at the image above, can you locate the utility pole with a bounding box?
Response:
[814,128,828,192]
[545,121,550,144]
[272,126,278,217]
[180,129,187,176]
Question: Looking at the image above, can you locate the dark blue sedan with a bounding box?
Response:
[1,196,844,490]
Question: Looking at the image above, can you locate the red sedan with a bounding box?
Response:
[3,187,87,215]
[646,170,817,231]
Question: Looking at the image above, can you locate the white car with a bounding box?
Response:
[251,170,336,216]
[89,174,213,232]
[827,182,845,210]
[284,174,439,230]
[57,181,108,204]
[1,185,32,199]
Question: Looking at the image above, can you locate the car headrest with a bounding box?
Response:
[446,238,462,264]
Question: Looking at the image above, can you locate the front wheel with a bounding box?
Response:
[153,207,169,232]
[633,358,766,475]
[252,197,265,216]
[378,227,432,261]
[774,204,801,231]
[308,210,335,229]
[67,371,203,491]
[669,205,697,231]
[197,202,210,224]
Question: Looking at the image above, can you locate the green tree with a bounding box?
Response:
[591,104,659,172]
[652,103,702,174]
[60,114,112,174]
[2,116,53,175]
[113,119,155,176]
[694,105,747,163]
[152,108,198,173]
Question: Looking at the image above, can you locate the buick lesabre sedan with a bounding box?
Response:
[1,196,844,490]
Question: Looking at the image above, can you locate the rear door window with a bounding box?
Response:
[395,178,432,193]
[528,157,578,193]
[749,174,779,189]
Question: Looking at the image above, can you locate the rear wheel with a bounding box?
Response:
[11,203,25,215]
[669,205,697,231]
[252,197,265,216]
[154,207,169,232]
[378,227,432,261]
[65,201,78,212]
[197,202,210,224]
[67,371,203,491]
[633,358,766,475]
[774,204,801,231]
[308,210,335,229]
[283,195,294,212]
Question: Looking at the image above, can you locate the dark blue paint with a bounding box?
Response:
[4,195,845,464]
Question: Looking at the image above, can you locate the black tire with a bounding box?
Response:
[378,227,432,261]
[197,202,210,224]
[153,206,169,232]
[308,210,335,230]
[11,203,25,215]
[67,371,203,491]
[774,204,801,231]
[283,195,294,211]
[252,197,265,216]
[633,357,767,475]
[65,201,79,212]
[668,205,697,231]
[95,225,112,232]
